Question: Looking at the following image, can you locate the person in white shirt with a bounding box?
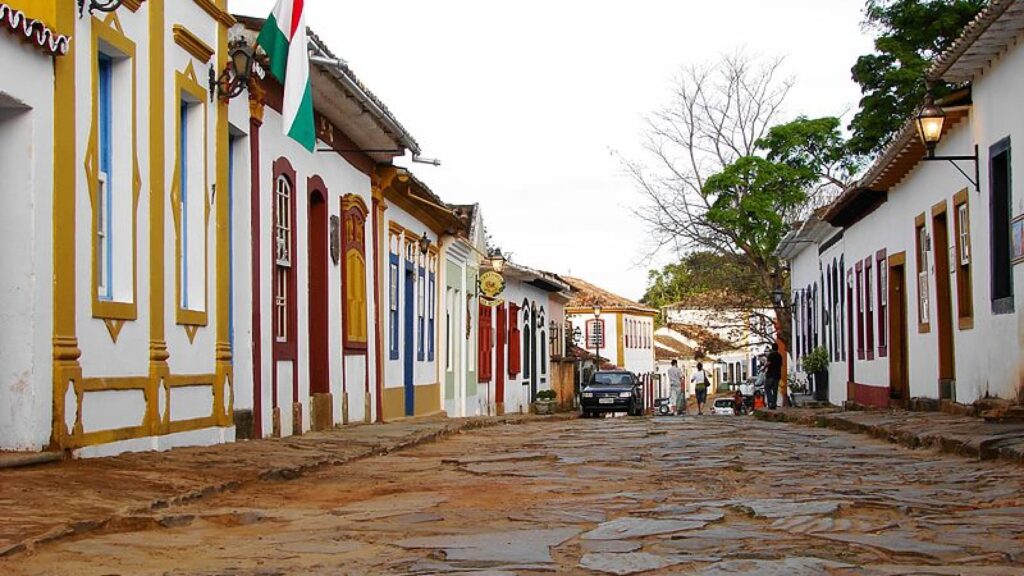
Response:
[666,360,685,415]
[691,362,711,415]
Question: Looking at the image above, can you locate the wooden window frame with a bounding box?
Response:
[272,159,297,360]
[341,194,369,351]
[989,137,1014,314]
[508,303,521,375]
[915,214,931,333]
[864,257,874,360]
[586,318,606,350]
[952,189,974,329]
[876,249,887,357]
[89,17,140,323]
[855,261,865,359]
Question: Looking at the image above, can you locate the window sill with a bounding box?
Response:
[93,299,137,321]
[992,297,1015,315]
[176,308,208,327]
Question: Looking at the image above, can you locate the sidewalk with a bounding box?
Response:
[756,406,1024,465]
[0,413,540,558]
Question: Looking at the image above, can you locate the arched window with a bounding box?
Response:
[272,162,296,349]
[342,195,368,350]
[539,307,547,375]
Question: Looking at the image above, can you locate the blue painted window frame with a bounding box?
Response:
[389,254,399,359]
[180,99,189,309]
[98,54,113,300]
[428,271,436,361]
[417,266,426,361]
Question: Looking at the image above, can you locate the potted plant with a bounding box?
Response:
[801,346,830,402]
[534,389,557,415]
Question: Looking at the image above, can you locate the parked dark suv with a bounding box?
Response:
[580,370,643,417]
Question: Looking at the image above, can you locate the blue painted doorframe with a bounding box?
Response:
[404,263,415,416]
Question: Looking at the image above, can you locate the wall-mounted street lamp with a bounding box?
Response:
[486,248,507,274]
[78,0,123,17]
[915,93,979,191]
[210,38,258,102]
[417,231,432,255]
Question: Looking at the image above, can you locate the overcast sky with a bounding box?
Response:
[229,0,875,301]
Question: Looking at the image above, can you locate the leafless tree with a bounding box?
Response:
[625,53,796,349]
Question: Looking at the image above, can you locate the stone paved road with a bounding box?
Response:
[4,415,1024,575]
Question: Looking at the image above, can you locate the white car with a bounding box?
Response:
[712,398,736,416]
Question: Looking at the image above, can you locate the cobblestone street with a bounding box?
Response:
[4,415,1024,575]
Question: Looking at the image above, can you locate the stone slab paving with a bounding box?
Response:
[0,414,534,557]
[758,406,1024,463]
[2,414,1024,574]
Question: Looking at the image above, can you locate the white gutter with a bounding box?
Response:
[308,51,421,156]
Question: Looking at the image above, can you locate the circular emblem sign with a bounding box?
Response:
[479,270,506,307]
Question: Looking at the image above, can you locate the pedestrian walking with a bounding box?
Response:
[691,362,710,415]
[764,344,783,410]
[666,360,686,415]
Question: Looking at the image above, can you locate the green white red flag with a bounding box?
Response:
[256,0,315,151]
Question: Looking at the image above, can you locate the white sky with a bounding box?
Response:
[229,0,875,301]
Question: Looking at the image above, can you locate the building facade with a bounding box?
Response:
[780,1,1024,408]
[563,277,656,376]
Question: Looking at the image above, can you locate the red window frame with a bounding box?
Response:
[272,158,298,362]
[586,319,606,349]
[865,257,874,361]
[855,260,864,360]
[876,249,887,357]
[478,303,493,382]
[508,303,521,375]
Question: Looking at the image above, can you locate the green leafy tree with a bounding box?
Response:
[848,0,985,156]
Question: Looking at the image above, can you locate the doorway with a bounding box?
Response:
[307,190,329,396]
[404,264,416,416]
[888,254,909,406]
[932,206,956,400]
[496,304,506,414]
[846,270,855,399]
[529,304,538,401]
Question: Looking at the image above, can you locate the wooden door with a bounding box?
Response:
[932,207,956,399]
[307,191,329,395]
[888,254,909,406]
[404,266,415,416]
[846,271,855,399]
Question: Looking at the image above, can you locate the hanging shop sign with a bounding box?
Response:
[478,270,506,307]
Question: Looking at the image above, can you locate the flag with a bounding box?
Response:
[256,0,315,151]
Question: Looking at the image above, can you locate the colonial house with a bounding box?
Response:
[441,203,483,418]
[781,0,1024,408]
[0,0,239,457]
[776,212,847,404]
[476,263,571,415]
[228,17,439,437]
[564,277,656,376]
[377,169,463,422]
[0,1,70,452]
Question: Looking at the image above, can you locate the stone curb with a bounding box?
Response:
[0,413,549,559]
[755,408,1024,465]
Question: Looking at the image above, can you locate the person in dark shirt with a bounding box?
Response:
[764,344,783,409]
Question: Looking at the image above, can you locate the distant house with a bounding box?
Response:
[563,277,656,376]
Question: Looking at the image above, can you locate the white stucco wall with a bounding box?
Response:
[0,39,55,450]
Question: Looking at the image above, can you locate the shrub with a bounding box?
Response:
[536,389,557,401]
[801,346,830,374]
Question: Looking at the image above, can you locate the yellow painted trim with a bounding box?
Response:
[51,0,81,450]
[414,382,442,415]
[122,0,143,11]
[616,313,625,366]
[87,14,141,325]
[214,15,232,426]
[172,24,214,63]
[566,306,657,317]
[81,376,149,391]
[3,0,55,29]
[382,387,405,421]
[191,0,236,27]
[172,62,210,329]
[147,0,168,437]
